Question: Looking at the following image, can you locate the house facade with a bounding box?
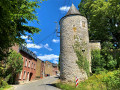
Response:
[12,45,37,84]
[45,61,53,76]
[52,63,59,76]
[36,58,45,79]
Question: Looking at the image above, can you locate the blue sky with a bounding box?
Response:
[21,0,81,64]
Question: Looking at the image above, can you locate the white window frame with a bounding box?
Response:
[28,61,30,68]
[25,59,27,67]
[32,62,33,68]
[19,71,22,79]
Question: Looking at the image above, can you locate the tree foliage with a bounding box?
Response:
[6,50,23,84]
[0,50,23,85]
[0,0,43,60]
[91,42,118,74]
[79,0,120,47]
[91,49,105,73]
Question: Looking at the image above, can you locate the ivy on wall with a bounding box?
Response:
[73,40,90,76]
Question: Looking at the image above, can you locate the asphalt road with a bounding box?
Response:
[15,76,61,90]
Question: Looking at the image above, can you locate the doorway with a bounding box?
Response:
[29,73,33,81]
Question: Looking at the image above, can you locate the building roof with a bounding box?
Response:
[19,45,37,60]
[52,63,58,67]
[66,3,80,16]
[59,3,81,24]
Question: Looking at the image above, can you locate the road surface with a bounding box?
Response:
[15,76,61,90]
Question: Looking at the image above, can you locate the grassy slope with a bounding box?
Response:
[55,70,120,90]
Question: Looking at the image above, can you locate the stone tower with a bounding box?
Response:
[60,4,91,82]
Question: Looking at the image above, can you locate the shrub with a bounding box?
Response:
[102,69,120,90]
[0,77,8,88]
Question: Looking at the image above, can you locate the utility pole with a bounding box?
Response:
[54,21,60,37]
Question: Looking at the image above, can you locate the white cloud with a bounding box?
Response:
[21,36,28,39]
[23,43,52,50]
[52,39,59,43]
[53,60,58,64]
[59,6,70,12]
[26,40,32,43]
[26,43,43,49]
[44,44,52,51]
[38,54,59,61]
[33,51,37,54]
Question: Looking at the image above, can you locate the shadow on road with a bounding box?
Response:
[46,84,57,87]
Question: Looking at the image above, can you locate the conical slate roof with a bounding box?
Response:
[66,3,80,16]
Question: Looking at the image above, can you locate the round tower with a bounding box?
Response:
[60,4,91,82]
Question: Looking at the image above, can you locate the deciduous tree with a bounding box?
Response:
[0,0,43,60]
[79,0,120,47]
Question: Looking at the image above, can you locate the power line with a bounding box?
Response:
[36,30,56,45]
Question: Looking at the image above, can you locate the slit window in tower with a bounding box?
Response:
[82,49,85,53]
[82,21,85,27]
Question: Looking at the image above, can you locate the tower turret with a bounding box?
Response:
[60,4,91,82]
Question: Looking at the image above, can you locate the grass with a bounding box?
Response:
[0,85,13,90]
[55,70,120,90]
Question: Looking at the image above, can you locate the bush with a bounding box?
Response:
[0,77,8,88]
[1,81,8,88]
[102,69,120,90]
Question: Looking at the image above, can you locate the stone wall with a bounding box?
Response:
[60,15,91,82]
[89,41,101,50]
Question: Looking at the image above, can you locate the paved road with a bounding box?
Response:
[15,76,61,90]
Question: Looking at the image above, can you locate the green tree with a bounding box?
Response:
[5,50,23,84]
[101,42,117,70]
[0,0,44,60]
[79,0,120,46]
[91,49,105,73]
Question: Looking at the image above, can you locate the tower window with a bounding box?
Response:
[73,25,77,32]
[82,21,85,27]
[82,49,85,53]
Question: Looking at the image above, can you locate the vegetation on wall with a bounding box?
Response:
[73,41,90,76]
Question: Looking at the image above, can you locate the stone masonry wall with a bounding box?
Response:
[60,15,91,82]
[89,42,101,50]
